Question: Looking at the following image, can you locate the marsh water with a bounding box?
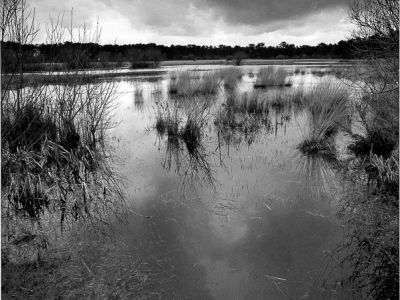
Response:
[102,64,347,299]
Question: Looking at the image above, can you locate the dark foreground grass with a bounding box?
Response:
[348,90,399,159]
[335,153,399,299]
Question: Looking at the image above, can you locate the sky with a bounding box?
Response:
[30,0,356,46]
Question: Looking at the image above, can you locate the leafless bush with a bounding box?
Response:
[1,1,124,266]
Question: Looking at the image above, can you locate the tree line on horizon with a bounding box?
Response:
[0,35,394,72]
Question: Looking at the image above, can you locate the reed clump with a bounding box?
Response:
[168,70,220,96]
[198,71,220,95]
[224,91,269,115]
[254,67,290,88]
[214,109,262,134]
[1,81,122,230]
[154,100,209,152]
[298,79,350,155]
[266,89,304,109]
[218,67,243,89]
[348,90,399,158]
[134,83,144,98]
[155,102,181,137]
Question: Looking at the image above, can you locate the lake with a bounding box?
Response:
[89,63,351,299]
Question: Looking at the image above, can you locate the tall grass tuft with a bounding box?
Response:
[348,90,399,158]
[133,83,144,110]
[133,83,144,98]
[298,79,350,155]
[154,102,181,137]
[224,91,269,115]
[1,81,123,237]
[218,67,243,89]
[254,67,289,88]
[168,70,220,97]
[265,89,304,109]
[154,99,209,153]
[198,71,220,95]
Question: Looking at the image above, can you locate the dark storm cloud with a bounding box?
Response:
[98,0,349,35]
[97,0,217,36]
[31,0,353,45]
[200,0,349,27]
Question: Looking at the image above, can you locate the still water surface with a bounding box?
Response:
[107,65,345,299]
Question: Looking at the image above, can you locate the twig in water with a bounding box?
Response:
[263,202,272,211]
[128,209,153,219]
[81,260,102,280]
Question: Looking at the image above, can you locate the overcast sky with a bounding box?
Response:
[31,0,355,46]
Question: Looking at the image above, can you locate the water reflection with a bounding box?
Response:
[108,67,348,299]
[296,149,340,202]
[161,134,216,187]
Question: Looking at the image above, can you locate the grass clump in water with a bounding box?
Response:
[218,67,243,89]
[265,89,304,109]
[298,79,350,155]
[254,67,290,88]
[154,102,181,137]
[224,91,269,115]
[198,71,220,95]
[154,99,209,153]
[168,70,220,97]
[133,83,144,111]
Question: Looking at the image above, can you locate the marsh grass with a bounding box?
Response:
[162,131,215,187]
[218,67,243,89]
[336,157,399,299]
[154,99,215,184]
[154,102,181,137]
[348,90,399,158]
[266,89,304,109]
[254,67,290,88]
[297,150,340,201]
[224,91,269,115]
[298,80,350,155]
[1,7,129,295]
[223,88,304,117]
[132,84,144,111]
[370,151,399,195]
[297,137,337,157]
[154,99,209,151]
[294,67,306,75]
[133,83,144,98]
[151,84,163,96]
[214,108,262,133]
[214,111,266,149]
[168,70,220,96]
[1,80,123,243]
[214,91,270,141]
[198,71,220,95]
